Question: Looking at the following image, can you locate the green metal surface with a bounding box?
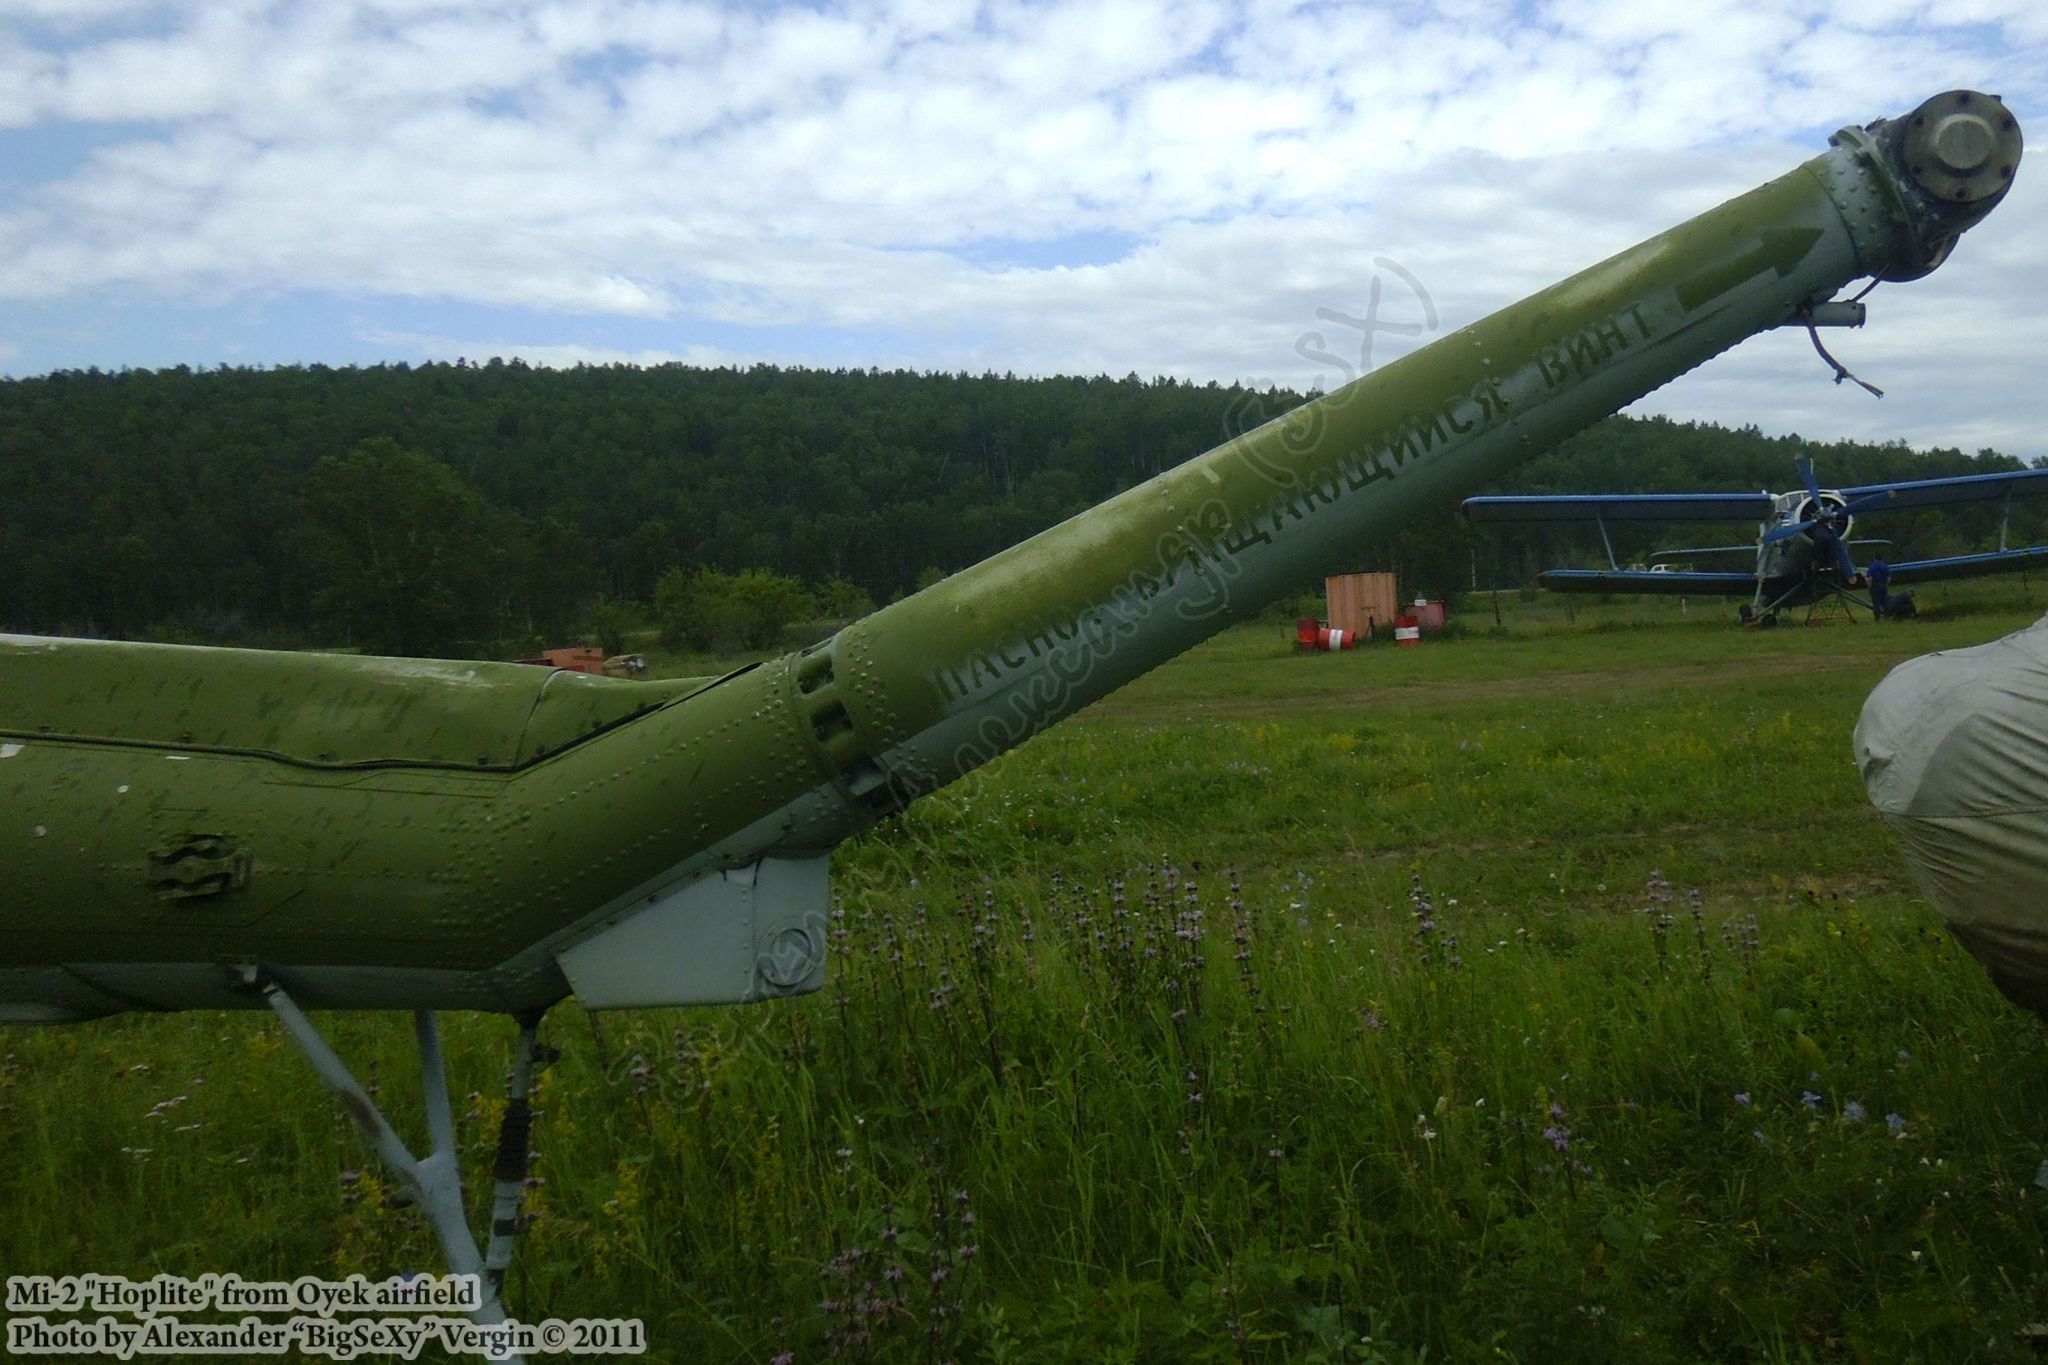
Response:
[0,636,706,768]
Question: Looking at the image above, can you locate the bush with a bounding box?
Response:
[655,568,814,652]
[818,576,874,620]
[1259,590,1328,623]
[585,598,640,657]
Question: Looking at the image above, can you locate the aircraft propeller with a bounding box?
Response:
[1758,456,1895,547]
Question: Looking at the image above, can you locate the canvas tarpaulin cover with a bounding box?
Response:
[1857,612,2048,1018]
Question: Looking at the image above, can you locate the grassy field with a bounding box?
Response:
[8,585,2048,1362]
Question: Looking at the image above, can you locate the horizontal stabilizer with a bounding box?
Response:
[1463,493,1775,523]
[1841,468,2048,514]
[1538,569,1760,596]
[1886,546,2048,585]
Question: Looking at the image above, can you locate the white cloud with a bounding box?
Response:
[0,0,161,20]
[0,40,54,128]
[0,0,2044,456]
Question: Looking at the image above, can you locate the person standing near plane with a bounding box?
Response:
[1868,558,1892,618]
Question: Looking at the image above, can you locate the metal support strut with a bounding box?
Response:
[260,980,547,1365]
[485,1011,550,1293]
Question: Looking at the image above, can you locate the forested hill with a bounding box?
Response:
[2,361,2036,651]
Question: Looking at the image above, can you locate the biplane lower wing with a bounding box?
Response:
[1649,539,1887,564]
[1537,569,1760,596]
[1649,545,1764,561]
[1887,546,2048,585]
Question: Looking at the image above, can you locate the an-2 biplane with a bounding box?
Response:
[1464,457,2048,625]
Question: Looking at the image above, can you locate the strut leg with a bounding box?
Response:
[1802,584,1873,625]
[1755,580,1807,619]
[261,983,526,1365]
[483,1012,548,1292]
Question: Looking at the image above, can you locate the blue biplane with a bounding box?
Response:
[1464,458,2048,625]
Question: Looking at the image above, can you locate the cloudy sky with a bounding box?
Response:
[3,0,2043,461]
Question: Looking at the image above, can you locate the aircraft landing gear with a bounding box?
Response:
[257,975,549,1365]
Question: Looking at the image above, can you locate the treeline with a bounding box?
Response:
[1,360,2037,653]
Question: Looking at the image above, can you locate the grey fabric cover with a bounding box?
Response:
[1857,613,2048,1018]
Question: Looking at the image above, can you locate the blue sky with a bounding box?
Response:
[3,0,2045,459]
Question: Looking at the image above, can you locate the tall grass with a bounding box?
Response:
[6,588,2048,1361]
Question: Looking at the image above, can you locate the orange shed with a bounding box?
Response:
[1324,572,1399,640]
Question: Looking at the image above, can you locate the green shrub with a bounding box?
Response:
[818,576,874,620]
[655,567,814,652]
[585,598,640,657]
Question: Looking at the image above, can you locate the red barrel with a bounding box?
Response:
[1300,622,1358,651]
[1394,615,1421,647]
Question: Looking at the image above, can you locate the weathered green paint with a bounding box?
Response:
[1672,226,1828,311]
[0,91,2022,1020]
[3,637,711,767]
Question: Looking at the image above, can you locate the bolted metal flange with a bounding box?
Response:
[1903,89,2023,204]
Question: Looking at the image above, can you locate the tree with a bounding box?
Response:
[655,567,814,652]
[585,598,640,657]
[298,438,510,656]
[818,576,874,620]
[6,363,2038,644]
[510,513,601,644]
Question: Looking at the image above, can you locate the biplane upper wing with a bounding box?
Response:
[1838,467,2048,513]
[1461,493,1775,523]
[1537,569,1760,596]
